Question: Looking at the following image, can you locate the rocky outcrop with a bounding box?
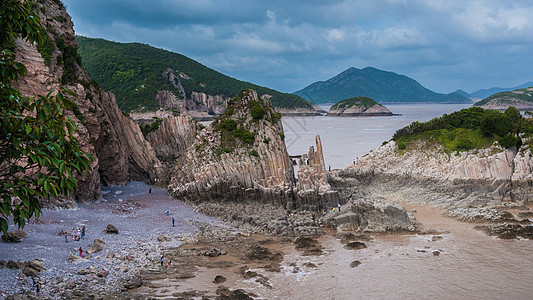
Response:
[12,0,166,205]
[146,116,198,171]
[295,136,339,209]
[345,140,533,203]
[168,90,297,207]
[324,200,415,232]
[475,87,533,110]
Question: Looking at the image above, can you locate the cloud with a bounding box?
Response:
[64,0,533,94]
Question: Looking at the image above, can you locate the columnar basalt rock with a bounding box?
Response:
[295,136,339,211]
[168,90,297,207]
[340,140,533,204]
[146,115,198,171]
[12,0,167,205]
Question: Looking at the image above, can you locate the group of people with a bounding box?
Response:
[160,255,172,267]
[65,226,86,243]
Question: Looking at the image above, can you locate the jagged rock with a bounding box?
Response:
[245,245,283,262]
[12,0,167,207]
[124,277,143,290]
[68,254,82,263]
[96,268,109,278]
[86,239,106,254]
[76,268,91,275]
[475,223,533,239]
[24,260,46,272]
[156,235,171,242]
[6,260,21,269]
[168,90,296,206]
[146,115,197,171]
[104,224,118,234]
[2,230,29,243]
[327,200,415,233]
[204,248,223,257]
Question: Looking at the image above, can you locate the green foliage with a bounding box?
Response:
[250,101,269,120]
[397,142,406,150]
[36,31,55,66]
[0,0,92,236]
[499,134,522,149]
[76,36,315,112]
[140,117,163,137]
[393,106,532,153]
[249,149,259,157]
[55,37,82,84]
[331,96,379,110]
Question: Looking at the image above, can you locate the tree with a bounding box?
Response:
[0,0,92,236]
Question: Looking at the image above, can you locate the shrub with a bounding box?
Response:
[455,138,473,151]
[499,134,522,149]
[397,142,406,150]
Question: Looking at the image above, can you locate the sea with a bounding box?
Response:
[282,103,472,169]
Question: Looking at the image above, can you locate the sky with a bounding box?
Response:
[62,0,533,94]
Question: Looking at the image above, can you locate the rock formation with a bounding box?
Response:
[12,0,167,205]
[168,90,297,207]
[146,115,198,171]
[475,87,533,110]
[327,97,393,116]
[324,200,415,233]
[333,140,533,223]
[168,90,338,212]
[295,136,338,209]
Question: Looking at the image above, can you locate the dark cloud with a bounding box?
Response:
[64,0,533,94]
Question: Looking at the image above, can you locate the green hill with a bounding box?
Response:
[294,67,472,104]
[392,106,530,152]
[474,87,533,109]
[76,36,315,112]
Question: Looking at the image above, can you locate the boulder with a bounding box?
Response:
[344,241,367,250]
[22,266,39,277]
[350,260,362,268]
[86,239,106,254]
[213,275,226,284]
[2,230,29,243]
[124,277,143,290]
[6,260,21,269]
[24,260,46,272]
[204,248,223,257]
[104,224,118,234]
[96,268,109,278]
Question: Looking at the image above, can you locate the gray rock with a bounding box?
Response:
[6,260,21,269]
[213,275,226,284]
[2,230,29,243]
[86,238,106,254]
[22,266,39,277]
[344,241,367,250]
[104,224,118,234]
[350,260,362,267]
[124,277,143,289]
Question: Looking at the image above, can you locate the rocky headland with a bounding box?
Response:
[332,140,533,238]
[474,86,533,110]
[326,96,394,117]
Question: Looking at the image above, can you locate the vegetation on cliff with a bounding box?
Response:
[393,106,532,152]
[330,96,379,110]
[294,66,471,104]
[76,36,315,112]
[209,90,282,157]
[0,0,92,235]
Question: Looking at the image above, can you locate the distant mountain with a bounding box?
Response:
[294,67,472,104]
[470,82,533,99]
[454,89,471,98]
[76,36,316,114]
[473,87,533,110]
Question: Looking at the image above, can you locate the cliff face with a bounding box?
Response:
[146,115,198,172]
[168,90,297,207]
[344,140,533,203]
[156,69,228,120]
[13,0,167,204]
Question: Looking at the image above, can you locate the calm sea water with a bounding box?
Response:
[282,103,472,169]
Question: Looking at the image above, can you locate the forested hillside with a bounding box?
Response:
[76,36,314,112]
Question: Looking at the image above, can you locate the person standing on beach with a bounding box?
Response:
[149,188,152,194]
[81,226,86,239]
[172,217,175,227]
[160,255,164,267]
[79,247,83,258]
[338,203,341,212]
